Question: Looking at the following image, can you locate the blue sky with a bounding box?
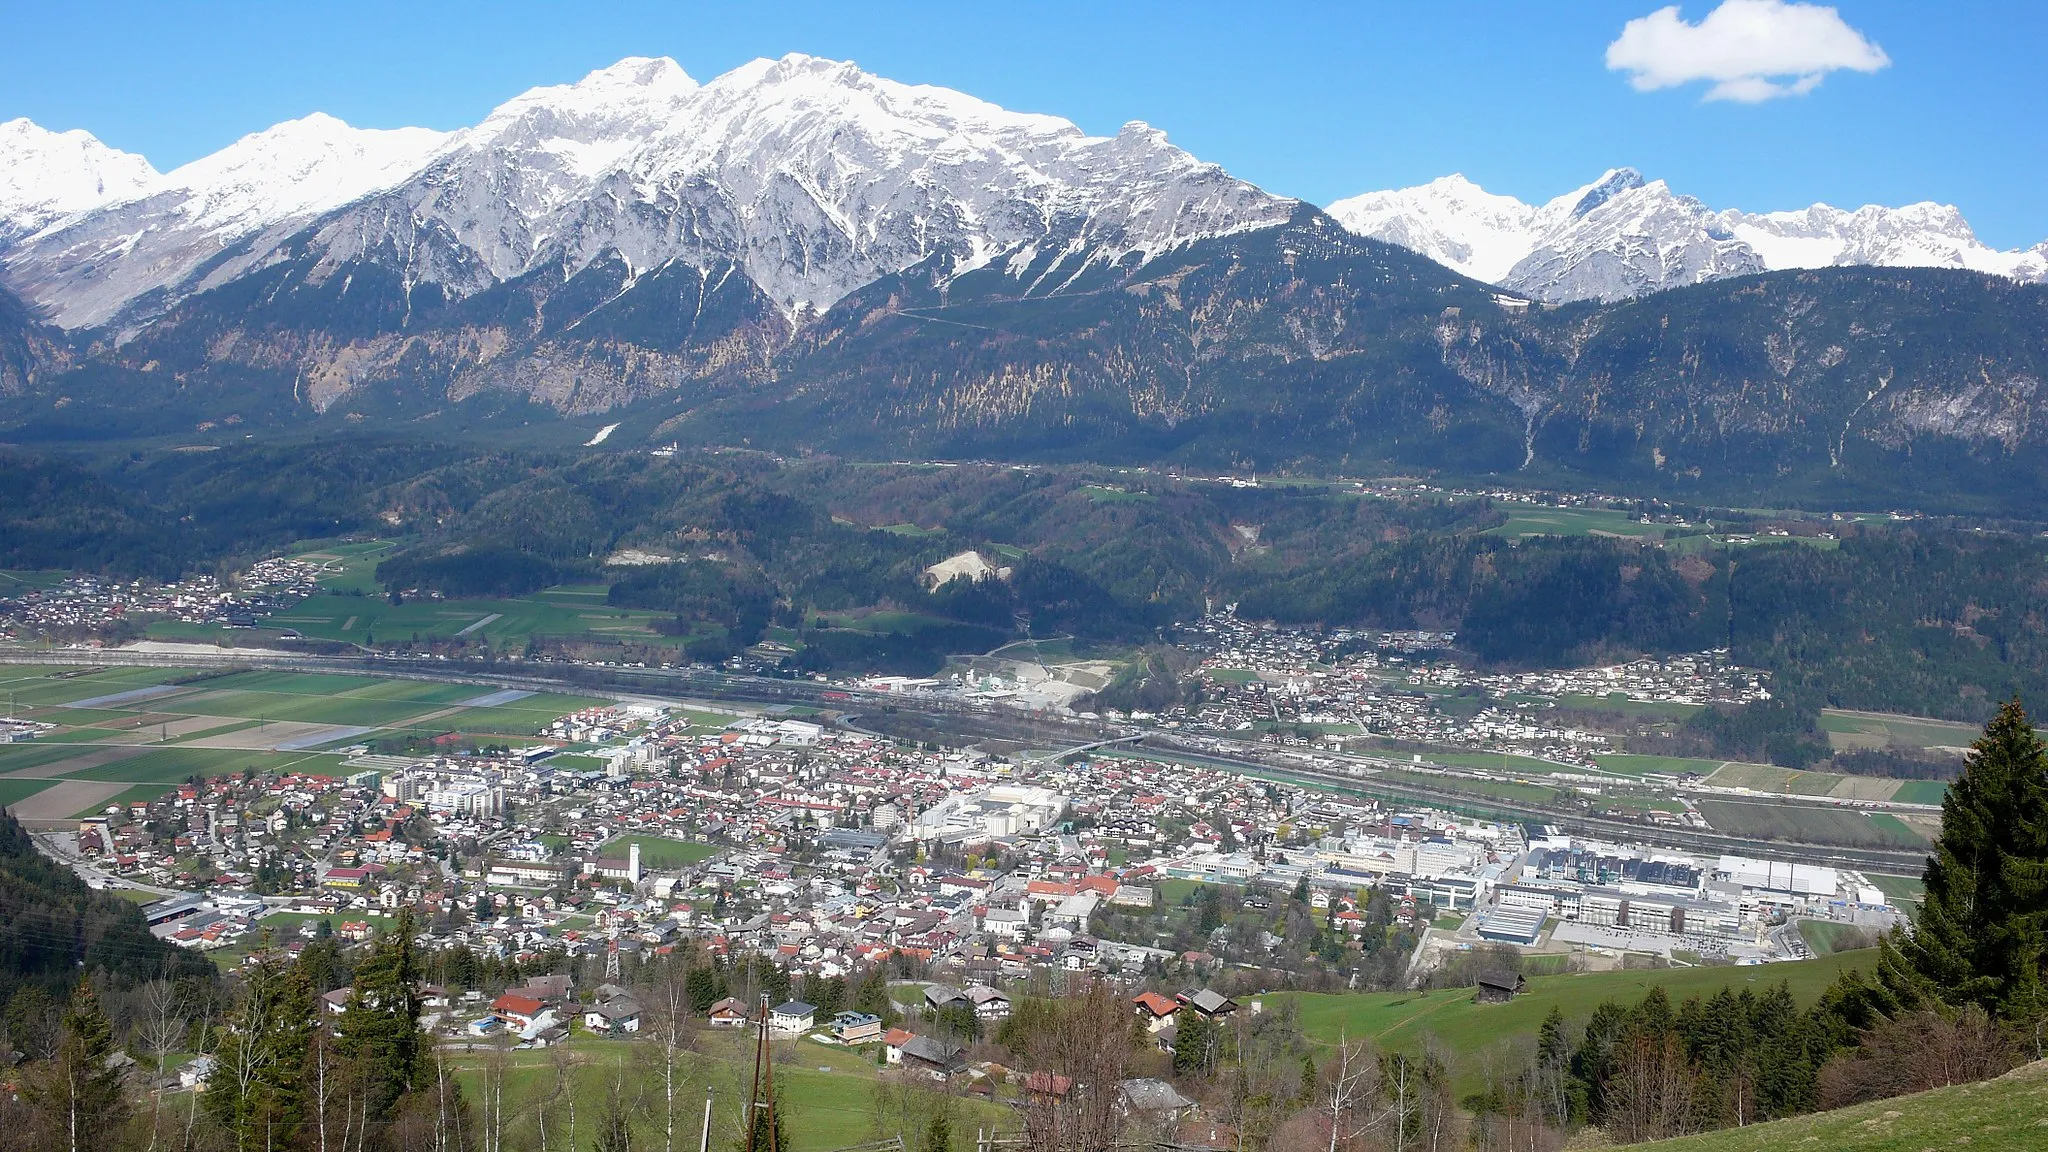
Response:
[4,0,2042,247]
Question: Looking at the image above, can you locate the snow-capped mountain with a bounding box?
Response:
[1329,169,2048,302]
[0,54,1293,330]
[2,114,454,329]
[0,118,158,243]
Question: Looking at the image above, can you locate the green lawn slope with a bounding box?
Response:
[1622,1058,2048,1151]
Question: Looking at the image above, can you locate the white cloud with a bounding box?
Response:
[1606,0,1890,102]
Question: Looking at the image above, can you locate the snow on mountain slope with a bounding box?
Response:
[310,52,1294,318]
[1330,170,2048,302]
[2,114,453,328]
[1326,175,1538,283]
[1726,202,2048,281]
[150,113,453,235]
[0,119,157,241]
[2,53,1293,329]
[1503,169,1762,302]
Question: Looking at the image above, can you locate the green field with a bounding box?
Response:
[66,747,350,783]
[445,1033,1007,1151]
[147,584,684,651]
[1625,1058,2048,1152]
[450,693,611,736]
[0,668,608,813]
[1796,920,1880,956]
[1818,709,1982,751]
[1556,694,1705,719]
[1381,768,1566,807]
[0,777,59,809]
[1890,780,1949,805]
[1204,667,1262,684]
[2,664,193,707]
[1485,506,1668,540]
[77,783,176,816]
[1697,800,1929,849]
[1866,873,1926,911]
[1592,753,1729,777]
[288,539,400,594]
[0,742,92,773]
[1078,485,1155,503]
[0,569,70,590]
[598,835,718,869]
[1400,748,1581,775]
[1278,951,1873,1094]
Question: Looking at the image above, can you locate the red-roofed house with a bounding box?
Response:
[1132,992,1179,1032]
[491,994,545,1030]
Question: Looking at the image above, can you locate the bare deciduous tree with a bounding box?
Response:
[1316,1034,1379,1152]
[1020,981,1133,1152]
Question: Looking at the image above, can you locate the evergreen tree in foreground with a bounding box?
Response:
[338,909,434,1133]
[1900,697,2048,1023]
[21,979,128,1152]
[206,946,318,1150]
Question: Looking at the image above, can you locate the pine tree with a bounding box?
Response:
[337,909,431,1129]
[207,948,319,1150]
[23,979,129,1152]
[1902,697,2048,1021]
[1536,1006,1571,1070]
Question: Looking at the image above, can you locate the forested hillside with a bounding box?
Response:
[0,810,214,1010]
[7,446,2048,719]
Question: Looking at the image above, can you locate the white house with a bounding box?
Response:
[769,1000,816,1035]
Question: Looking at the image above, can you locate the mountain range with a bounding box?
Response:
[1,55,2047,513]
[1328,170,2048,304]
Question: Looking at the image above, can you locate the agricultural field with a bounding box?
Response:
[1626,1057,2048,1152]
[1592,753,1730,777]
[146,582,688,652]
[0,777,58,808]
[450,692,614,737]
[1277,950,1873,1096]
[1380,768,1567,807]
[1401,748,1580,775]
[1485,506,1669,540]
[1695,799,1929,849]
[1079,484,1155,503]
[0,569,70,591]
[0,664,193,707]
[286,539,400,594]
[1891,780,1949,805]
[0,665,614,823]
[1866,873,1926,910]
[1818,708,1982,752]
[1556,694,1704,719]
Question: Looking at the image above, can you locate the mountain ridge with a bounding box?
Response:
[0,53,1294,333]
[1328,168,2048,302]
[2,57,2048,515]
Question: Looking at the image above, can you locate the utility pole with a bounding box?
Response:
[744,993,781,1152]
